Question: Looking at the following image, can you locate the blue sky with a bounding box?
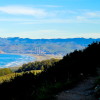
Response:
[0,0,100,39]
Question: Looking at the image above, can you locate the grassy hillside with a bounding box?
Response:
[0,70,42,83]
[0,58,59,83]
[0,73,21,83]
[0,42,100,100]
[0,68,12,76]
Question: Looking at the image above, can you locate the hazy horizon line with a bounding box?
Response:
[0,36,100,39]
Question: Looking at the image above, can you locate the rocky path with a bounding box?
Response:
[56,77,96,100]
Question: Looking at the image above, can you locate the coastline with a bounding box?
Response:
[0,53,63,62]
[0,53,63,69]
[24,54,63,62]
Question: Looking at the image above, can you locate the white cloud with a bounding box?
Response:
[0,5,64,18]
[0,18,72,23]
[0,17,100,25]
[0,5,47,17]
[0,7,100,24]
[0,18,32,22]
[18,19,75,24]
[16,18,100,24]
[2,30,100,39]
[86,12,97,17]
[0,30,68,39]
[76,16,88,21]
[85,11,100,18]
[70,33,100,39]
[73,10,100,23]
[73,11,98,20]
[41,5,63,8]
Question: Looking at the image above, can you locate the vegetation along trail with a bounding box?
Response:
[56,77,96,100]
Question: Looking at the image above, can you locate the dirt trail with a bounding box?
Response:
[56,77,96,100]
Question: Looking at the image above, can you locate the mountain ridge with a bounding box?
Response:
[0,37,100,55]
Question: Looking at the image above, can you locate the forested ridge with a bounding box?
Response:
[0,42,100,100]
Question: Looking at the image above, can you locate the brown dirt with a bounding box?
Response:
[55,77,96,100]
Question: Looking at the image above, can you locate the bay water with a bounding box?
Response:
[0,54,35,68]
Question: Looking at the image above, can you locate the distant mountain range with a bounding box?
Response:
[0,37,100,55]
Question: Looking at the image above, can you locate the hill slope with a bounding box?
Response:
[0,42,100,100]
[0,37,100,55]
[56,77,96,100]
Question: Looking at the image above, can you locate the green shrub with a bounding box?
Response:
[0,68,12,76]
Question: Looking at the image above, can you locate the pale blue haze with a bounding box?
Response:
[0,0,100,38]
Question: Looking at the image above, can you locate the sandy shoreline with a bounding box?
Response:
[3,53,62,61]
[23,54,63,61]
[2,53,62,69]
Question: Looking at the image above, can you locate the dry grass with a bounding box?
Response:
[0,70,42,83]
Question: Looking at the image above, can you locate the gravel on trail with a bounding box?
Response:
[56,77,96,100]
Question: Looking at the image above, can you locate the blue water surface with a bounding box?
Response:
[0,54,35,68]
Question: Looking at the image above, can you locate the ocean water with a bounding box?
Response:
[0,54,35,68]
